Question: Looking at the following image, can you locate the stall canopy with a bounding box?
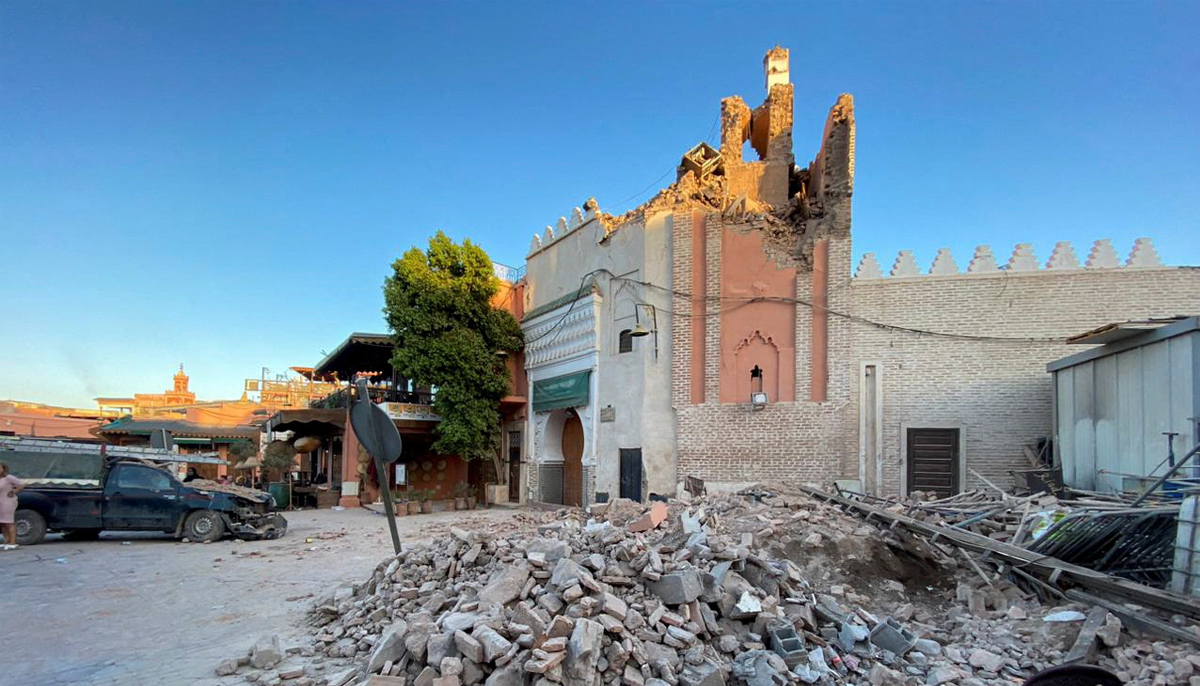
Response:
[532,370,591,412]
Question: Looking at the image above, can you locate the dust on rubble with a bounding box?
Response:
[215,486,1199,686]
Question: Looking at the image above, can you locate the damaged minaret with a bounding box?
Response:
[719,46,796,207]
[701,46,856,266]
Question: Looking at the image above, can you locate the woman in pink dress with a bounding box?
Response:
[0,462,26,547]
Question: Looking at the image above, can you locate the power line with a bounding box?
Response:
[523,267,1066,344]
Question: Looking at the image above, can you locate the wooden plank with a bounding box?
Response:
[1066,590,1200,648]
[1063,606,1108,664]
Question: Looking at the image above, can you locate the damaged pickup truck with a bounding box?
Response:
[11,454,287,546]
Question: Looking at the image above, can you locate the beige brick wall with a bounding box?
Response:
[849,266,1200,495]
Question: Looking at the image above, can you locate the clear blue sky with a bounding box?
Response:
[2,1,1197,408]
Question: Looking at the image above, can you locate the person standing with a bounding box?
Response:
[0,462,26,548]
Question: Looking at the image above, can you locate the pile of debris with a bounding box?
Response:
[221,486,1200,686]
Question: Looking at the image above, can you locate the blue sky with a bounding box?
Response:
[2,1,1197,408]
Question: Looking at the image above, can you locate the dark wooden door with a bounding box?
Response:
[906,428,959,498]
[508,430,522,501]
[562,412,584,507]
[619,448,643,501]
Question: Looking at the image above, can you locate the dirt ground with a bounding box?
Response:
[1,506,526,686]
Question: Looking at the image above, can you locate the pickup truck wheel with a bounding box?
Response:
[15,510,47,546]
[183,510,225,543]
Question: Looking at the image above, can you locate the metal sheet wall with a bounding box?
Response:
[1053,330,1198,491]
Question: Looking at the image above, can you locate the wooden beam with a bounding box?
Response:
[1066,590,1200,648]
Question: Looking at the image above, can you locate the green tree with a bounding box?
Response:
[383,231,523,461]
[261,440,296,479]
[228,440,257,463]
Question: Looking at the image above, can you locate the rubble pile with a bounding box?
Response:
[224,487,1200,686]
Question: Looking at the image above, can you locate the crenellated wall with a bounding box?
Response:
[526,198,603,260]
[854,238,1163,279]
[846,237,1200,496]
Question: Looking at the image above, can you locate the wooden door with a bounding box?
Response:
[620,448,643,501]
[906,428,960,498]
[508,430,522,501]
[562,412,584,507]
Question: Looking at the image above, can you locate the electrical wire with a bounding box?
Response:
[524,267,1067,344]
[522,269,607,345]
[609,115,722,213]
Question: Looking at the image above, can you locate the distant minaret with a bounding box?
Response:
[173,364,189,393]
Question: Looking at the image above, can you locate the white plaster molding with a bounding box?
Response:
[1006,243,1039,271]
[570,207,584,229]
[583,197,600,221]
[929,248,959,275]
[854,253,884,279]
[529,234,542,256]
[1126,237,1163,268]
[556,217,568,235]
[967,245,999,273]
[543,225,555,245]
[890,250,920,277]
[523,296,600,369]
[1085,239,1121,269]
[1046,241,1080,270]
[531,412,553,464]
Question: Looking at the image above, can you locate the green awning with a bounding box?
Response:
[532,370,591,412]
[172,437,213,445]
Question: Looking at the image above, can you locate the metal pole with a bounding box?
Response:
[353,378,402,555]
[375,454,402,554]
[1130,441,1200,507]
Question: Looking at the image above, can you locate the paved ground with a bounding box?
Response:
[2,506,526,686]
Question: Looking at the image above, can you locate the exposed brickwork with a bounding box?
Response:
[671,211,694,410]
[704,217,722,403]
[675,213,854,488]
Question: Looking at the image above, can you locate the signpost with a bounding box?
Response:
[349,378,404,554]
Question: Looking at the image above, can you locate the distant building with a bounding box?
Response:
[96,365,196,415]
[93,417,259,480]
[0,401,113,440]
[259,266,528,509]
[94,364,336,427]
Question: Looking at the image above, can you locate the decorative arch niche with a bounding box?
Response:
[733,331,780,403]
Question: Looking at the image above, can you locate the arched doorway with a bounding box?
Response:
[561,410,584,506]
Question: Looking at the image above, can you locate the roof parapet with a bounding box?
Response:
[854,238,1169,280]
[528,198,601,257]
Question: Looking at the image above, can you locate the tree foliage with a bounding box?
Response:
[228,440,257,462]
[383,231,523,461]
[261,440,296,476]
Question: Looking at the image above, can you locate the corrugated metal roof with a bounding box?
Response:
[1065,317,1187,345]
[1048,316,1200,372]
[94,418,259,439]
[312,332,394,379]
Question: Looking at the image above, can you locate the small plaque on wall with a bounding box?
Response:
[599,406,616,422]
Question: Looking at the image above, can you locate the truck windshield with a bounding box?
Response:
[115,466,175,492]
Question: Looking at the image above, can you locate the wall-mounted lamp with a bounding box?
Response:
[632,303,658,359]
[750,364,768,410]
